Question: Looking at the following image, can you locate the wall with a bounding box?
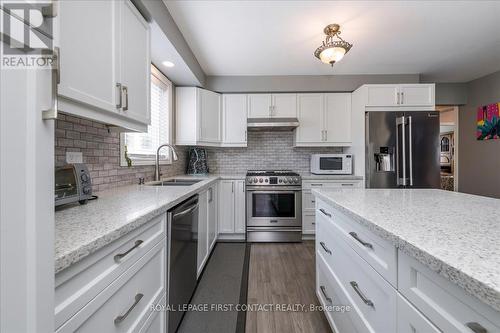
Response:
[206,74,420,93]
[435,83,468,105]
[55,114,187,192]
[205,131,342,174]
[458,70,500,198]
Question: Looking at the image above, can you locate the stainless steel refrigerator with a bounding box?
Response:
[365,111,440,188]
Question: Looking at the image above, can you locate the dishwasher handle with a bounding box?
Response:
[173,203,198,219]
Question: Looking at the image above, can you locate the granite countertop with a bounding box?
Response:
[300,172,363,180]
[55,175,225,274]
[312,188,500,312]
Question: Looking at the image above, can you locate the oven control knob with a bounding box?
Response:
[265,179,268,183]
[81,174,89,182]
[247,178,252,183]
[293,177,299,183]
[253,178,258,183]
[83,186,91,194]
[283,178,288,184]
[259,178,263,183]
[279,179,283,183]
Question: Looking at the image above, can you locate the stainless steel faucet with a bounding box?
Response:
[155,143,178,181]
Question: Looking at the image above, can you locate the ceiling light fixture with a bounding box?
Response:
[162,61,175,68]
[314,23,352,66]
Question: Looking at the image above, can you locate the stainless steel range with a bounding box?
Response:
[246,170,302,242]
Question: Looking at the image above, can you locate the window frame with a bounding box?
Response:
[120,65,173,167]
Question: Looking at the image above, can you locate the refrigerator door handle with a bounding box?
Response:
[396,116,406,186]
[408,116,413,186]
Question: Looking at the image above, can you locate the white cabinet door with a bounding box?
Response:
[397,294,440,333]
[399,84,435,107]
[234,181,246,233]
[366,85,399,106]
[272,94,297,117]
[324,93,351,144]
[218,181,235,233]
[197,189,208,276]
[222,94,247,146]
[207,185,218,251]
[248,94,272,118]
[57,0,119,113]
[118,0,150,124]
[199,89,221,143]
[296,94,324,144]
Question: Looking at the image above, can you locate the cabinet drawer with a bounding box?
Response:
[397,294,440,333]
[302,213,315,234]
[317,253,364,333]
[317,200,397,286]
[303,180,361,190]
[57,241,166,333]
[398,251,500,333]
[55,214,166,328]
[317,213,397,333]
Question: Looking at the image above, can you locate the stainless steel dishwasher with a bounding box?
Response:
[167,194,199,333]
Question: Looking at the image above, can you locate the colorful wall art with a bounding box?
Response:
[477,102,500,140]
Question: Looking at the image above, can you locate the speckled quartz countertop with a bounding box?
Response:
[54,175,242,274]
[312,188,500,312]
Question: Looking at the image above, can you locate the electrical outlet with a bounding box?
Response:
[66,152,83,164]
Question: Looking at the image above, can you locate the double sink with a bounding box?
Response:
[146,178,203,187]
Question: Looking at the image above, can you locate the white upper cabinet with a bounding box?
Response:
[296,94,324,144]
[399,84,435,107]
[365,84,435,109]
[57,0,119,113]
[176,87,222,146]
[248,94,272,118]
[118,0,150,125]
[366,85,399,107]
[56,0,151,132]
[272,94,297,117]
[248,93,297,118]
[295,93,351,147]
[199,89,222,143]
[222,94,247,147]
[324,93,351,144]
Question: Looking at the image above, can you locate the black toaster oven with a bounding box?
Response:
[55,163,93,206]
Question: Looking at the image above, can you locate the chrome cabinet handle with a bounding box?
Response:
[348,232,373,249]
[320,241,332,255]
[232,182,234,192]
[42,47,60,120]
[350,281,374,307]
[397,92,400,105]
[270,220,278,223]
[114,293,144,324]
[122,85,129,111]
[310,183,323,187]
[466,322,488,333]
[208,187,213,203]
[325,130,327,141]
[114,240,143,263]
[341,183,354,186]
[116,83,122,109]
[401,91,404,104]
[320,286,332,303]
[319,208,331,218]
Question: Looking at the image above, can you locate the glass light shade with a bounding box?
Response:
[319,46,346,64]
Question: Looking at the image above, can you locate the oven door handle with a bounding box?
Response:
[246,187,301,192]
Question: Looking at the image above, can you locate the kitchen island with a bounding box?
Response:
[312,188,500,333]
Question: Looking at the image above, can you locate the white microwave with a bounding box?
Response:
[310,154,353,175]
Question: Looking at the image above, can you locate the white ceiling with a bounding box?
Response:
[164,0,500,82]
[150,22,201,86]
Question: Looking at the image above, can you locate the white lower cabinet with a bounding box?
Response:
[315,198,500,333]
[397,294,440,333]
[302,180,361,235]
[55,215,167,332]
[218,179,246,239]
[197,183,218,277]
[197,189,209,277]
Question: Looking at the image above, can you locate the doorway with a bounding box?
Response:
[436,106,459,191]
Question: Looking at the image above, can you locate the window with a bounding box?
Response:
[121,66,172,166]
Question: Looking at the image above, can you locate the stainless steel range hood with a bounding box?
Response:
[247,118,299,131]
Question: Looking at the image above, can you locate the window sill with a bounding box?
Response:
[120,159,172,167]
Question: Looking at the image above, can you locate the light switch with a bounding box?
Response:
[66,152,83,164]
